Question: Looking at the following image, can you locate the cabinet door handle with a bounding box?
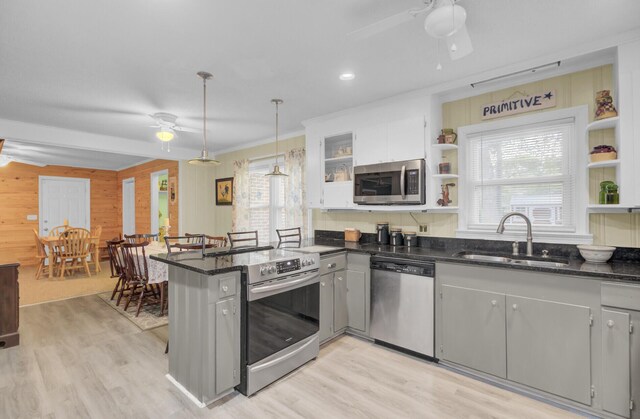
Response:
[607,319,615,328]
[491,300,497,307]
[222,309,229,316]
[337,277,343,281]
[222,285,229,292]
[327,263,336,269]
[512,304,518,311]
[321,282,325,287]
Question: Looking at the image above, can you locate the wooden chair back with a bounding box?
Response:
[33,229,48,259]
[49,225,69,237]
[163,236,204,254]
[276,227,302,244]
[106,239,126,277]
[227,230,259,248]
[185,233,205,245]
[205,236,228,248]
[58,228,91,258]
[121,242,149,284]
[124,233,159,244]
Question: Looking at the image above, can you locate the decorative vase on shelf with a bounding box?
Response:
[594,90,618,121]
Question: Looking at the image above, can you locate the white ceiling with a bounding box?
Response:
[2,139,149,170]
[1,0,639,163]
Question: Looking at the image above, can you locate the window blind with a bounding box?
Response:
[466,118,575,232]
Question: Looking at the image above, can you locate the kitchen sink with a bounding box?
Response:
[453,251,569,268]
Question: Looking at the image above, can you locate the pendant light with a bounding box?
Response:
[188,71,220,166]
[266,98,287,177]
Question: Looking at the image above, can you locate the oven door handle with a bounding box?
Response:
[400,164,406,199]
[250,271,319,295]
[250,335,319,373]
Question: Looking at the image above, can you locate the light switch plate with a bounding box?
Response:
[27,214,38,221]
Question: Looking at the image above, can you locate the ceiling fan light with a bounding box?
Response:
[424,4,466,38]
[155,128,175,142]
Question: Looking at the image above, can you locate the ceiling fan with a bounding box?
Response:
[148,112,199,143]
[348,0,473,61]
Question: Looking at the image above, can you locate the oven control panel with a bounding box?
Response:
[276,258,301,274]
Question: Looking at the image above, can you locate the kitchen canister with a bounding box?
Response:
[390,228,404,246]
[376,222,390,245]
[404,231,418,247]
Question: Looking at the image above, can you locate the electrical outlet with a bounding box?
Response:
[419,224,428,233]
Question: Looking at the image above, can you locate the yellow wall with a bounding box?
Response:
[179,136,306,236]
[313,64,640,247]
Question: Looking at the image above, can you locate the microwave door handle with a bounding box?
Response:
[400,165,406,199]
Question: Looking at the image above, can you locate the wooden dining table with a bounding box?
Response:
[40,235,101,278]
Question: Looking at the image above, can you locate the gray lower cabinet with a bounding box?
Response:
[319,252,371,343]
[215,297,238,395]
[169,267,241,405]
[334,270,348,332]
[506,295,591,405]
[319,272,335,342]
[602,309,631,418]
[441,285,507,378]
[346,269,366,332]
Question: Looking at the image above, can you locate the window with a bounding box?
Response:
[458,107,589,242]
[248,157,286,242]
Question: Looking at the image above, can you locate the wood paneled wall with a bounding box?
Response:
[0,159,179,266]
[0,163,119,265]
[116,159,179,237]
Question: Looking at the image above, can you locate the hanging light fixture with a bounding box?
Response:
[155,127,175,142]
[266,98,287,177]
[188,71,220,166]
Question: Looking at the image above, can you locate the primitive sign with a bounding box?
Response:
[481,90,556,120]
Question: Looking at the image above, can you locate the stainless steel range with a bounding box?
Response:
[238,249,321,396]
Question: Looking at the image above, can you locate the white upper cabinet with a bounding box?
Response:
[354,116,425,167]
[387,116,426,162]
[354,124,387,166]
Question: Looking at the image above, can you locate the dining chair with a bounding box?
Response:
[106,239,128,304]
[124,233,159,244]
[56,228,92,278]
[227,230,259,248]
[90,225,103,273]
[164,236,203,254]
[33,229,53,280]
[48,225,69,237]
[121,242,160,317]
[276,227,302,244]
[205,235,228,248]
[185,233,205,245]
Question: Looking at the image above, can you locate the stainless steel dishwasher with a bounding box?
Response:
[370,256,435,358]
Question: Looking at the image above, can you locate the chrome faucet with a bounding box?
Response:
[496,212,533,256]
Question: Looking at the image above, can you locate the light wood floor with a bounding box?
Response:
[0,296,578,419]
[19,262,117,306]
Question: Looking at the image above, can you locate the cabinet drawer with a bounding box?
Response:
[208,274,238,302]
[320,253,346,275]
[602,282,640,311]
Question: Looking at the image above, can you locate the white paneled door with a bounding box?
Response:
[39,176,90,236]
[122,178,136,236]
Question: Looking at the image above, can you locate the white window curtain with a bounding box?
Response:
[465,118,575,233]
[231,159,250,233]
[284,148,307,237]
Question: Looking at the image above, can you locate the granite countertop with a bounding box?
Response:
[150,234,640,283]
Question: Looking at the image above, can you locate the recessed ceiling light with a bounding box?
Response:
[339,72,355,81]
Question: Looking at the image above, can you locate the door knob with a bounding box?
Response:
[607,320,615,328]
[512,304,518,310]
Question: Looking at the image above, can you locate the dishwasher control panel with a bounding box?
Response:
[371,258,435,277]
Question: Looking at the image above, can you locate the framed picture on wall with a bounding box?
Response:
[215,177,233,206]
[169,176,177,204]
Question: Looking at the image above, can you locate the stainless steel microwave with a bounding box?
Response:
[353,159,426,205]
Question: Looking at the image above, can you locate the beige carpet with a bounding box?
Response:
[19,261,118,306]
[97,291,168,331]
